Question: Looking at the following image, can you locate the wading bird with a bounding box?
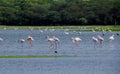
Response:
[97,35,104,47]
[92,36,98,48]
[0,37,3,44]
[64,31,69,35]
[46,36,60,53]
[97,35,104,44]
[109,35,115,46]
[71,37,82,48]
[0,37,3,42]
[27,36,34,48]
[53,36,60,48]
[46,36,55,49]
[18,39,25,48]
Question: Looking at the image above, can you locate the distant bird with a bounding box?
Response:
[40,30,43,33]
[46,36,55,49]
[0,37,3,44]
[109,35,115,44]
[18,39,25,48]
[92,36,98,43]
[27,36,34,48]
[97,35,104,44]
[116,33,119,36]
[46,36,60,53]
[92,36,98,48]
[64,31,69,35]
[102,33,105,36]
[71,37,82,48]
[53,36,60,49]
[0,37,3,42]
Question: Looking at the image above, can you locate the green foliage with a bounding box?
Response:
[0,0,120,26]
[79,17,88,25]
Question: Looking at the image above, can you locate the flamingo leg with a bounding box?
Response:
[49,42,54,49]
[21,43,24,48]
[54,42,58,53]
[29,41,32,48]
[74,41,79,49]
[94,42,98,48]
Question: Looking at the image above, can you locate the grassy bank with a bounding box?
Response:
[0,25,120,31]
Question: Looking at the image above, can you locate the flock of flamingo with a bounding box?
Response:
[0,28,119,53]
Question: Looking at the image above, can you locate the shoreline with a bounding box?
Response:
[0,25,120,31]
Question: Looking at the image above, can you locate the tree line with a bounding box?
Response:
[0,0,120,26]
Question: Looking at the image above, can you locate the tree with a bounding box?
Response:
[79,17,88,25]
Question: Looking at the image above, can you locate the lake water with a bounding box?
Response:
[0,29,120,74]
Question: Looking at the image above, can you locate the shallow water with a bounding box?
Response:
[0,29,120,56]
[0,58,120,74]
[0,29,120,74]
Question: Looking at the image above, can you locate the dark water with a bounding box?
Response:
[0,29,120,74]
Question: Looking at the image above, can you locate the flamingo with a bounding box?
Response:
[0,37,3,42]
[109,35,114,42]
[97,35,104,44]
[0,37,3,44]
[46,36,60,53]
[64,31,69,35]
[109,35,115,46]
[46,36,55,49]
[52,36,60,50]
[18,39,25,48]
[92,36,98,48]
[71,37,82,48]
[27,36,34,48]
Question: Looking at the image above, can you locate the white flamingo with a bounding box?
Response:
[53,36,60,53]
[92,36,98,48]
[27,36,34,48]
[64,31,69,35]
[18,39,25,48]
[46,36,60,53]
[109,35,115,46]
[46,36,55,49]
[71,37,82,48]
[0,37,3,42]
[0,37,3,44]
[97,35,104,45]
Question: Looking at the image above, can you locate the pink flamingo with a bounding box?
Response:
[27,36,34,48]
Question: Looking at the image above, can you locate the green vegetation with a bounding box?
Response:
[0,25,120,31]
[0,0,120,26]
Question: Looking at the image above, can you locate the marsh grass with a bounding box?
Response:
[0,25,120,31]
